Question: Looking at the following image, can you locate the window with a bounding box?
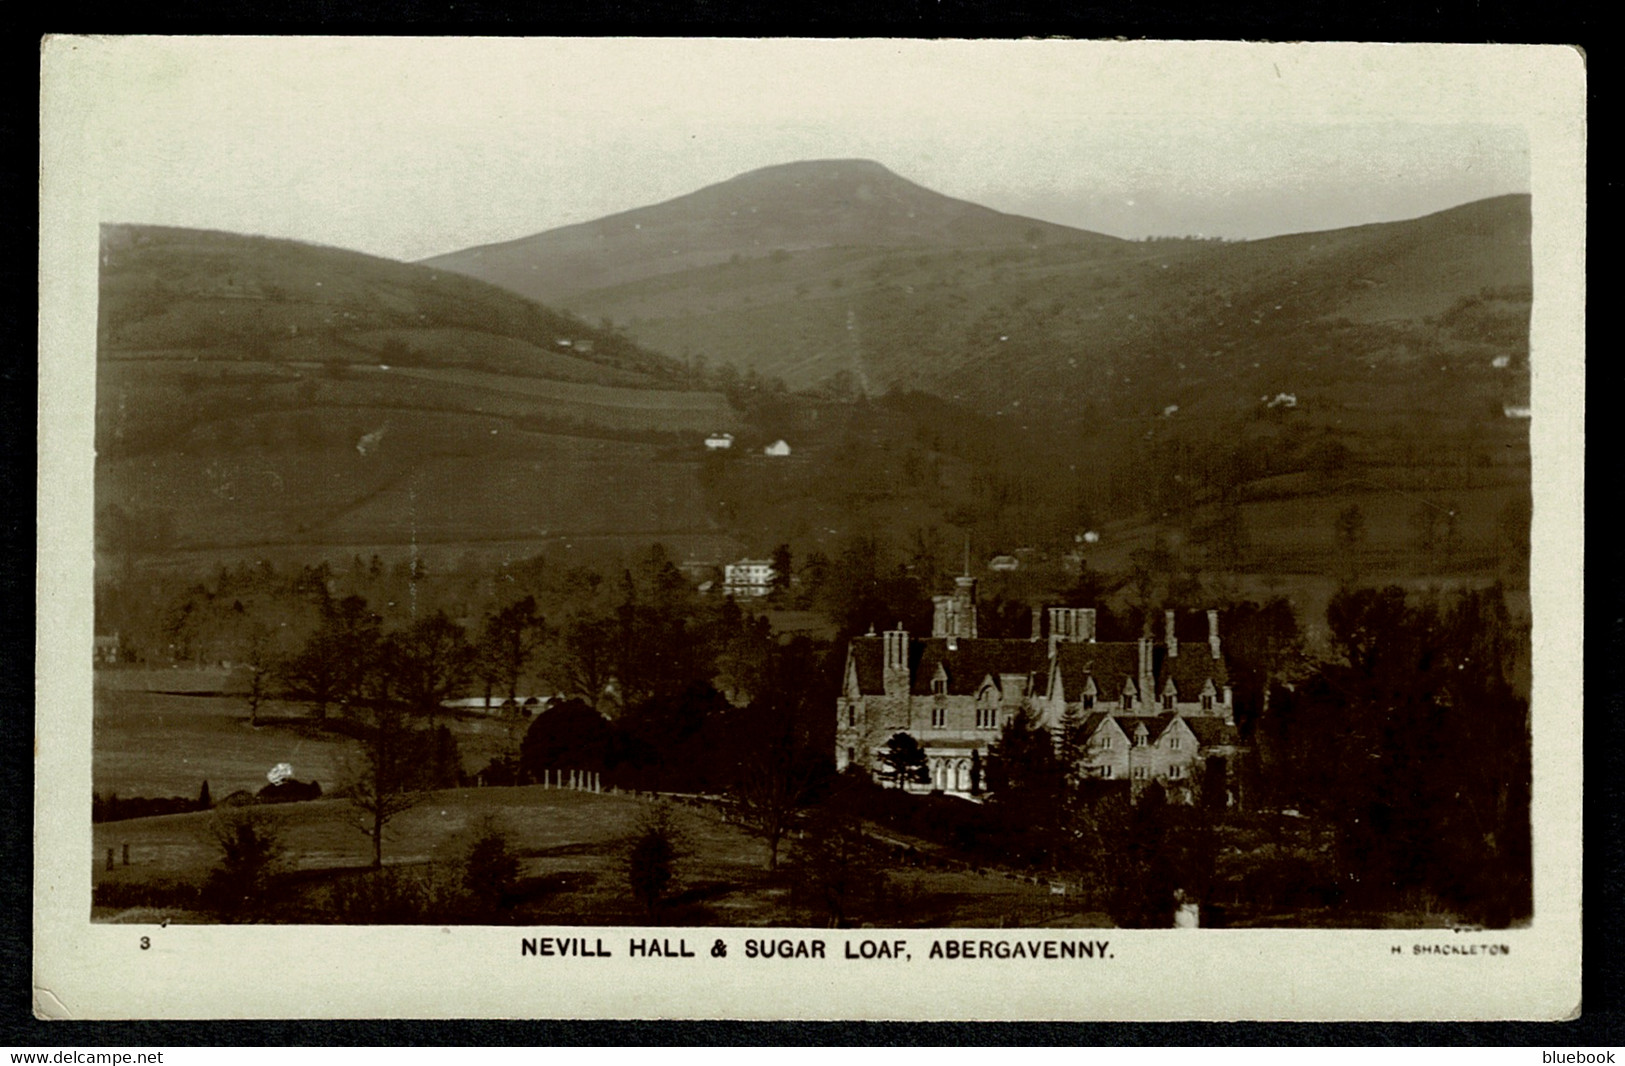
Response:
[1132,766,1148,781]
[932,677,947,696]
[846,747,856,766]
[1170,764,1185,779]
[1163,694,1175,710]
[847,707,857,727]
[1134,732,1148,748]
[931,706,946,728]
[977,706,997,729]
[1082,694,1094,710]
[1201,694,1214,711]
[1099,764,1114,779]
[1170,736,1181,751]
[1122,694,1134,710]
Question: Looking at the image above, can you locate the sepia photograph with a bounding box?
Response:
[36,37,1584,1020]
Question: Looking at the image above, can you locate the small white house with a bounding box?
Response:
[763,439,791,457]
[723,559,776,598]
[705,432,735,450]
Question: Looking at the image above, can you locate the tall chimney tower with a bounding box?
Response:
[1165,609,1178,657]
[1207,609,1221,660]
[883,623,910,696]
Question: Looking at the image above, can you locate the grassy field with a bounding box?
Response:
[94,669,521,800]
[91,785,1093,928]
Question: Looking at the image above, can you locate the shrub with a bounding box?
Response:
[459,819,521,920]
[324,865,459,924]
[202,810,286,919]
[625,805,683,922]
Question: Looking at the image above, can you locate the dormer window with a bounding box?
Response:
[1201,694,1214,711]
[932,677,947,697]
[1163,694,1175,710]
[1134,730,1149,748]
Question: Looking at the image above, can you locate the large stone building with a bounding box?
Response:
[835,576,1240,803]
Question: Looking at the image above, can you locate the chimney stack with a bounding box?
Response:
[1207,609,1221,660]
[1165,610,1178,657]
[1137,635,1155,703]
[1031,606,1044,641]
[952,575,979,639]
[1081,608,1097,642]
[883,624,910,696]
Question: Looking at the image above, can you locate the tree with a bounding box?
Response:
[985,707,1069,864]
[235,619,278,727]
[791,803,879,927]
[480,595,548,707]
[626,804,683,921]
[769,543,793,598]
[557,613,617,710]
[519,699,615,777]
[344,704,425,869]
[278,596,381,720]
[877,732,929,790]
[390,611,474,725]
[1296,583,1531,923]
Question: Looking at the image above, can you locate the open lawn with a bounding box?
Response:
[94,669,521,800]
[91,785,1096,928]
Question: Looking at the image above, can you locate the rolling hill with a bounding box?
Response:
[96,225,742,568]
[424,162,1529,424]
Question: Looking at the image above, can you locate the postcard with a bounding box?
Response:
[36,37,1584,1020]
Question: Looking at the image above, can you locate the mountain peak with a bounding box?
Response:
[424,159,1114,300]
[724,158,900,182]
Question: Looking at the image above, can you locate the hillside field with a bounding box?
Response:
[92,786,1094,928]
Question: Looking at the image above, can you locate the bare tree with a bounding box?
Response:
[732,746,818,872]
[345,704,424,870]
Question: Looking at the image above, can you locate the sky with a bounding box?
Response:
[48,37,1533,262]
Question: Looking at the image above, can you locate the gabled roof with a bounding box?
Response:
[912,638,1049,697]
[1155,645,1229,692]
[1051,642,1141,694]
[1077,711,1127,745]
[848,637,886,695]
[844,635,1050,697]
[1183,716,1241,748]
[1112,713,1183,745]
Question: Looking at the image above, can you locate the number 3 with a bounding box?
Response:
[140,936,150,950]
